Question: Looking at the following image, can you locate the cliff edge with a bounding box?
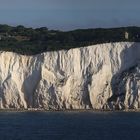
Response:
[0,42,140,110]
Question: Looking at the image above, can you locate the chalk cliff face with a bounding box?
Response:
[0,42,140,110]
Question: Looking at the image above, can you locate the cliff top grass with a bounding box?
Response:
[0,24,140,55]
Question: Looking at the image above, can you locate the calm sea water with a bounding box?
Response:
[0,111,140,140]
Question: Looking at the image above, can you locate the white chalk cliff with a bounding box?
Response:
[0,42,140,110]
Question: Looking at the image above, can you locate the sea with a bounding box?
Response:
[0,111,140,140]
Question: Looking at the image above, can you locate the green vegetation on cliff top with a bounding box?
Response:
[0,24,139,55]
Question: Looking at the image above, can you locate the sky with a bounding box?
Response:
[0,0,140,30]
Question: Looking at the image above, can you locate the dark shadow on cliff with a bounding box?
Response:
[107,43,140,110]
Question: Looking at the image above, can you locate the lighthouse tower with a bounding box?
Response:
[125,31,129,40]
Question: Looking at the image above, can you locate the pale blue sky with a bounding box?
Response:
[0,0,140,30]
